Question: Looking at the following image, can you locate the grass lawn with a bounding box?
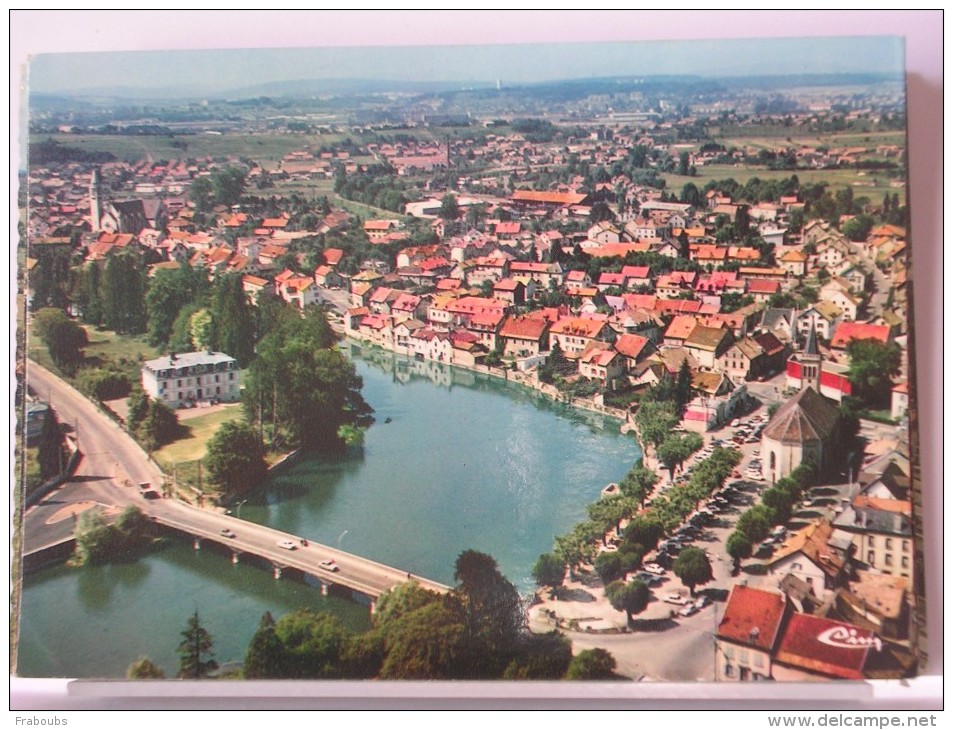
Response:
[152,404,244,469]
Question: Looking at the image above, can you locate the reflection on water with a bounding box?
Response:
[18,342,640,678]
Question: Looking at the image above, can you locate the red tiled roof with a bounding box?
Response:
[717,585,788,652]
[499,315,548,341]
[614,333,650,359]
[830,322,891,348]
[775,613,873,680]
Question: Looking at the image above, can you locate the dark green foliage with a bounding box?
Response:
[272,610,349,679]
[29,246,72,311]
[76,368,131,401]
[623,515,664,552]
[71,262,104,326]
[242,307,371,450]
[735,505,772,543]
[126,656,166,679]
[502,632,573,680]
[725,531,752,571]
[136,397,183,452]
[209,273,256,367]
[33,308,88,375]
[243,612,284,678]
[565,648,617,680]
[36,409,64,481]
[606,579,650,625]
[102,251,148,335]
[633,400,680,450]
[846,338,902,408]
[531,552,565,593]
[594,551,624,585]
[204,421,267,499]
[145,263,210,347]
[618,461,658,508]
[73,506,161,566]
[672,546,713,596]
[177,610,218,679]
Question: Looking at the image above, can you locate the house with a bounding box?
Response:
[613,333,654,370]
[746,279,781,304]
[716,585,788,682]
[655,271,697,299]
[277,273,319,310]
[890,382,909,421]
[466,310,506,352]
[761,387,841,482]
[141,350,241,409]
[796,303,842,342]
[497,315,549,358]
[772,613,878,681]
[766,520,847,601]
[682,373,746,431]
[779,249,808,277]
[493,277,526,306]
[819,282,861,321]
[620,265,652,290]
[830,322,891,351]
[662,315,698,348]
[393,318,427,355]
[578,343,626,388]
[759,308,798,343]
[314,264,345,289]
[241,274,272,304]
[717,337,766,385]
[833,494,913,586]
[549,317,615,357]
[835,573,910,640]
[683,324,733,370]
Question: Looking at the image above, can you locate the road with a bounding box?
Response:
[20,360,448,598]
[21,361,166,554]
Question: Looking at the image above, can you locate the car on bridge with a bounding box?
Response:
[277,539,297,550]
[318,559,340,572]
[220,528,236,538]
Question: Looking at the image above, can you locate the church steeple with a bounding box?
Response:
[89,168,101,233]
[799,321,821,392]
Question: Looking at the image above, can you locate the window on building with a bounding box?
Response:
[902,556,910,569]
[867,551,875,566]
[885,554,893,567]
[868,536,875,546]
[903,541,911,552]
[724,664,733,678]
[885,538,893,550]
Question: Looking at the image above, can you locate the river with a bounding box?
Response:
[17,344,641,678]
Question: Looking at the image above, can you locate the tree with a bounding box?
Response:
[272,609,348,678]
[618,461,658,508]
[378,597,468,679]
[589,200,615,224]
[453,549,524,671]
[672,547,713,597]
[127,656,166,679]
[657,436,692,482]
[205,421,268,499]
[846,338,902,408]
[532,552,565,596]
[439,193,461,229]
[36,409,63,481]
[33,308,88,375]
[605,579,650,627]
[177,610,218,679]
[71,262,104,326]
[633,400,680,451]
[101,251,147,334]
[209,272,256,367]
[189,308,214,351]
[136,396,182,451]
[736,506,772,543]
[565,648,617,680]
[594,551,624,585]
[622,515,664,552]
[725,531,752,573]
[145,263,209,347]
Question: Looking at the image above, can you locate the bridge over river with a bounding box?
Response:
[20,361,450,608]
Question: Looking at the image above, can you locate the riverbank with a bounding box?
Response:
[343,333,635,429]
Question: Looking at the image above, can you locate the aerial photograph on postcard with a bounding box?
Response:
[13,33,923,683]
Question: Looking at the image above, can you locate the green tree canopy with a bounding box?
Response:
[33,308,88,375]
[205,420,267,499]
[725,531,752,573]
[243,612,284,679]
[177,610,218,679]
[846,338,902,408]
[605,579,650,626]
[565,648,617,680]
[126,656,166,679]
[672,546,713,596]
[532,552,565,595]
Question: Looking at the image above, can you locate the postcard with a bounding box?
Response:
[11,17,933,704]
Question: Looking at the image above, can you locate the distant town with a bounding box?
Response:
[17,68,921,682]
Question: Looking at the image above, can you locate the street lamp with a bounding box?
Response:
[337,529,349,548]
[236,499,248,519]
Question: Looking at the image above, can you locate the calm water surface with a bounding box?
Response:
[18,345,641,678]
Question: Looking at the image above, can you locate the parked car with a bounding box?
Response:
[643,563,665,575]
[665,593,690,606]
[318,559,339,572]
[632,572,663,586]
[277,539,297,550]
[678,603,699,617]
[694,595,710,609]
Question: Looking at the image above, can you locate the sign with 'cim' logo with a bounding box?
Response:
[817,626,882,652]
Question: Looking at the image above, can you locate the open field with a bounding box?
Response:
[663,165,906,203]
[152,404,244,467]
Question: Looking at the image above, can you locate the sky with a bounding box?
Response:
[23,28,905,97]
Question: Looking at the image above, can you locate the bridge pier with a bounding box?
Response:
[193,537,201,551]
[273,566,282,580]
[320,581,328,596]
[231,551,240,565]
